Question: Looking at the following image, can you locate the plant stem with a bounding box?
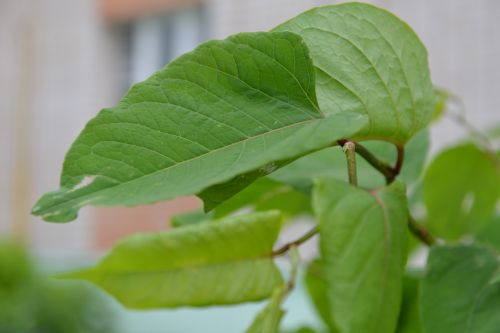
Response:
[342,141,358,186]
[408,215,436,246]
[272,226,318,257]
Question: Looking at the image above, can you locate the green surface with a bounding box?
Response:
[421,245,500,333]
[60,211,284,308]
[313,178,408,333]
[423,144,500,239]
[274,3,435,144]
[32,31,367,222]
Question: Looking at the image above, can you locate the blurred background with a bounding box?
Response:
[1,0,499,332]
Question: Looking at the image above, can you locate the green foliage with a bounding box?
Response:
[421,245,500,333]
[31,2,500,333]
[274,3,435,144]
[32,31,367,223]
[60,211,284,308]
[423,144,500,239]
[0,241,116,333]
[313,178,408,332]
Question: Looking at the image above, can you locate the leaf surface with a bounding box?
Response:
[58,211,284,309]
[421,245,500,333]
[423,144,500,239]
[313,178,408,333]
[274,3,435,143]
[32,31,367,222]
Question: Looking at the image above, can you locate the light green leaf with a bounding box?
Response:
[423,144,500,239]
[421,245,500,333]
[274,3,435,144]
[313,178,408,333]
[32,31,368,222]
[271,128,429,192]
[58,211,284,309]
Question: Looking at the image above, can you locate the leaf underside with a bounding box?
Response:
[58,211,284,309]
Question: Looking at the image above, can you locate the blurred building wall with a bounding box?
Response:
[1,0,499,257]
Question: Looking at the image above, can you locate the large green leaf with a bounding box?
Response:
[423,144,500,239]
[58,211,284,309]
[313,178,408,333]
[32,31,368,222]
[421,245,500,333]
[274,3,435,144]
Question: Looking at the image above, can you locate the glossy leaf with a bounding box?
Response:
[313,178,408,333]
[58,211,284,309]
[274,3,435,144]
[32,31,368,222]
[423,144,500,239]
[421,245,500,333]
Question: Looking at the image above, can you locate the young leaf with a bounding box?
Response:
[32,31,368,222]
[274,3,435,144]
[313,178,408,333]
[57,211,284,309]
[423,144,500,239]
[421,245,500,333]
[170,209,213,228]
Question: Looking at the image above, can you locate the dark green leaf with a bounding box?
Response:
[423,144,500,239]
[274,3,435,144]
[421,245,500,333]
[32,31,368,222]
[58,211,284,309]
[313,178,408,332]
[396,272,422,333]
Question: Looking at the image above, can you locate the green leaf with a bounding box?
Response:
[271,128,429,192]
[212,177,311,219]
[304,259,338,333]
[423,144,500,239]
[32,31,367,222]
[421,245,500,333]
[476,216,500,250]
[313,178,408,333]
[396,272,422,333]
[274,3,435,144]
[58,211,284,309]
